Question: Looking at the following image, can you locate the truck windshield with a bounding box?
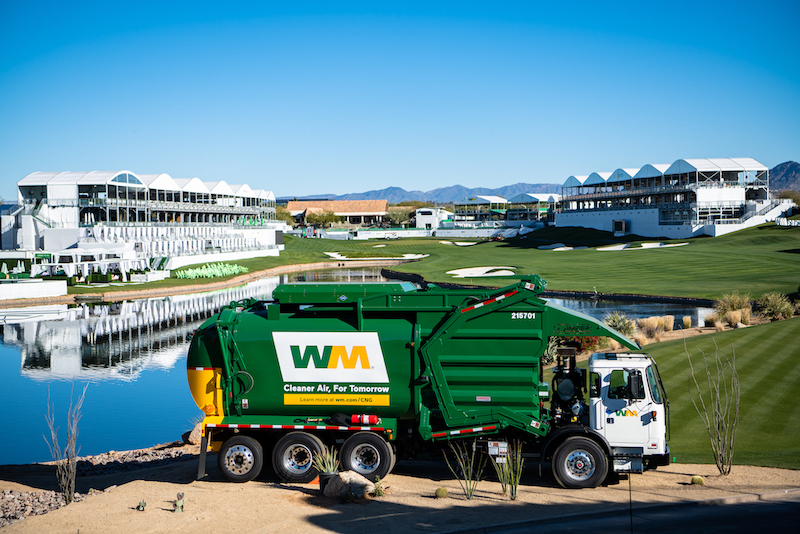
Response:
[645,365,665,404]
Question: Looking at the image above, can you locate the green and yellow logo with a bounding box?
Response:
[273,332,389,383]
[290,345,370,369]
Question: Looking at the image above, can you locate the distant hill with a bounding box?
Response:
[277,162,799,203]
[278,182,562,204]
[770,161,800,191]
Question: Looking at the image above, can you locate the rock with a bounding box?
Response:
[734,323,748,329]
[322,471,375,498]
[182,422,203,445]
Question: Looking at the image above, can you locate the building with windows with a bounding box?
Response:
[555,158,792,238]
[2,170,285,279]
[286,200,388,227]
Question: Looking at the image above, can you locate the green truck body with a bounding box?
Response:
[187,275,669,488]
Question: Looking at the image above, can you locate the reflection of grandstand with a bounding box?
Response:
[1,277,281,381]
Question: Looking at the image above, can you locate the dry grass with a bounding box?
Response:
[704,313,718,326]
[637,316,663,338]
[740,307,751,326]
[715,321,725,332]
[662,315,675,332]
[608,339,621,350]
[633,333,648,347]
[726,309,742,328]
[683,316,692,329]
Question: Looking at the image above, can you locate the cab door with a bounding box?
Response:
[599,368,651,448]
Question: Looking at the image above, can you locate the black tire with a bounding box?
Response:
[552,437,608,489]
[272,432,325,483]
[340,432,394,482]
[218,435,264,483]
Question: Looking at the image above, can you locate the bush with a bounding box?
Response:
[739,307,751,326]
[434,487,449,499]
[636,317,663,338]
[603,311,636,337]
[703,313,718,327]
[682,316,692,329]
[715,292,751,321]
[662,315,675,332]
[633,333,648,347]
[757,292,794,321]
[726,310,742,328]
[715,321,725,332]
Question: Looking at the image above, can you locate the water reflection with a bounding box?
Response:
[1,277,282,382]
[0,267,391,383]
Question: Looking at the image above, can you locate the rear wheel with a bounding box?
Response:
[340,432,394,482]
[552,437,608,489]
[272,432,325,483]
[218,435,263,482]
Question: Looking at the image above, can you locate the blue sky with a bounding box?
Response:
[1,1,798,199]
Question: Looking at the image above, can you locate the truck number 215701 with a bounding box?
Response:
[511,312,536,319]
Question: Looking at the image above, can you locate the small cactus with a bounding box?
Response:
[434,487,449,499]
[691,475,705,485]
[136,500,147,511]
[173,493,185,513]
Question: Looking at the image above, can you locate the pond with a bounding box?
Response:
[0,269,711,465]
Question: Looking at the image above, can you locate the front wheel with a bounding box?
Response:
[218,435,264,482]
[340,432,394,482]
[272,432,325,483]
[552,437,608,489]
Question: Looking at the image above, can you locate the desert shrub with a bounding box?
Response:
[726,310,742,328]
[558,336,601,354]
[757,292,794,321]
[715,322,725,332]
[662,315,675,332]
[608,339,621,351]
[682,316,692,329]
[703,313,718,327]
[444,439,486,500]
[636,317,663,338]
[739,308,751,326]
[603,311,636,337]
[541,337,559,365]
[633,333,648,347]
[434,487,449,499]
[715,292,751,322]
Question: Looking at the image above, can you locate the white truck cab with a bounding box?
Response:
[588,352,670,473]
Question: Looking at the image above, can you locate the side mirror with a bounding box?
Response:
[628,371,645,400]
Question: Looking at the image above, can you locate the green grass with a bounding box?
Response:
[68,222,800,300]
[646,317,800,469]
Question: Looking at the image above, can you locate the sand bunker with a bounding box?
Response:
[447,266,516,278]
[454,242,478,246]
[596,242,689,251]
[324,252,428,260]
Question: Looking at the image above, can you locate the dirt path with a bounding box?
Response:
[2,448,798,533]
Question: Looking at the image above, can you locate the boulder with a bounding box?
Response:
[322,471,375,498]
[182,422,203,445]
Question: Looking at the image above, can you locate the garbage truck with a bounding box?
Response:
[187,275,669,489]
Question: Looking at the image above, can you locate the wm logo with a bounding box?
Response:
[273,332,388,383]
[290,345,370,369]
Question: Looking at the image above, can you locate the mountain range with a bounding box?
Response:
[769,161,800,191]
[279,161,800,204]
[278,182,562,204]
